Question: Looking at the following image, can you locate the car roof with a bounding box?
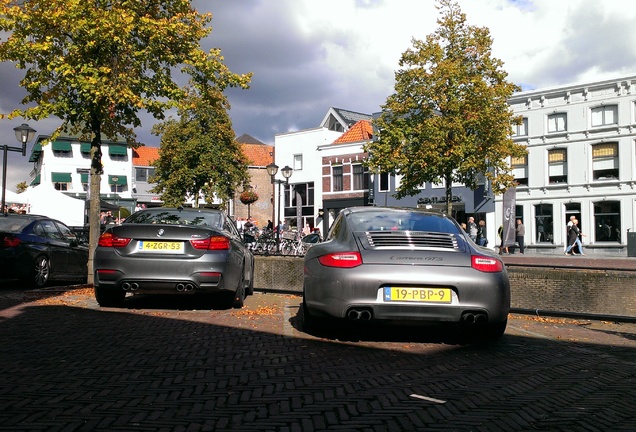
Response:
[343,206,448,218]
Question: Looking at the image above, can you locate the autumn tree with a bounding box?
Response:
[367,0,526,215]
[151,84,250,208]
[15,181,27,194]
[0,0,251,282]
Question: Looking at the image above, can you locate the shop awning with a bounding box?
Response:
[30,174,41,186]
[52,141,72,152]
[80,143,91,154]
[108,144,127,156]
[51,172,72,183]
[108,175,127,186]
[80,173,89,183]
[29,143,42,162]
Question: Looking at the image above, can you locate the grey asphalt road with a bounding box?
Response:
[0,284,635,431]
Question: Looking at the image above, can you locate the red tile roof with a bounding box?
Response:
[241,143,274,167]
[332,120,373,144]
[132,146,159,166]
[132,143,274,168]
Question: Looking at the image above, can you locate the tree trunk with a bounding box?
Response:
[87,118,103,285]
[445,172,453,216]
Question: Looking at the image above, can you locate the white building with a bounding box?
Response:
[497,74,636,256]
[273,107,371,231]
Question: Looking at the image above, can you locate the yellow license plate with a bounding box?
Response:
[384,287,452,303]
[138,241,184,253]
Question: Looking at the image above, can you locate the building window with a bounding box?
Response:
[592,142,619,180]
[511,155,528,186]
[594,201,620,242]
[591,105,617,127]
[294,154,303,171]
[379,172,390,192]
[547,113,567,133]
[535,204,553,243]
[332,165,343,192]
[512,117,528,137]
[548,148,567,184]
[135,167,155,182]
[352,164,368,191]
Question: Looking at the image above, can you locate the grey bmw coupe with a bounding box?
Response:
[94,207,254,309]
[302,207,510,339]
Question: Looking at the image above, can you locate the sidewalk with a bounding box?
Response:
[501,252,636,271]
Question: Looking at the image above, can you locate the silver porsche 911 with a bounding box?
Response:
[94,207,254,309]
[302,207,510,339]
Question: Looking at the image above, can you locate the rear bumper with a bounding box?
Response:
[303,262,510,324]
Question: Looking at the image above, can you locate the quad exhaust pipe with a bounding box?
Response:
[347,308,373,321]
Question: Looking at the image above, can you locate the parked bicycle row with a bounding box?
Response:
[242,227,321,256]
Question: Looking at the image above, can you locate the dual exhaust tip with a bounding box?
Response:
[176,283,195,292]
[461,312,488,324]
[121,282,139,291]
[347,308,373,321]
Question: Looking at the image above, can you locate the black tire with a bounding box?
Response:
[94,286,126,307]
[301,299,336,334]
[30,255,50,288]
[231,269,246,309]
[246,269,254,296]
[482,320,507,340]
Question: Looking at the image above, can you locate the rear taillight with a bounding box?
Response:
[97,232,132,248]
[190,235,231,250]
[1,234,20,247]
[471,255,503,273]
[318,251,363,268]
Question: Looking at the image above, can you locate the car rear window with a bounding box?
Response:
[0,217,33,233]
[348,211,459,234]
[124,210,222,227]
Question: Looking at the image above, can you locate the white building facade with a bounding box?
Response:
[496,74,636,256]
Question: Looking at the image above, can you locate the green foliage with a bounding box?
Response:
[150,85,250,208]
[366,0,526,214]
[15,181,27,193]
[0,0,251,280]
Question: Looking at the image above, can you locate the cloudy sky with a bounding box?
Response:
[2,0,636,191]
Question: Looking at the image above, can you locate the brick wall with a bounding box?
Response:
[253,257,636,319]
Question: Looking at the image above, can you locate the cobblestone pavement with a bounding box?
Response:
[0,285,635,432]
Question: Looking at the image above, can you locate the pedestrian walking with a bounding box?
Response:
[498,225,508,254]
[467,216,478,242]
[565,218,585,255]
[515,219,525,254]
[477,220,488,247]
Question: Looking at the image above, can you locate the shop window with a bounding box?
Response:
[594,201,621,242]
[535,204,553,243]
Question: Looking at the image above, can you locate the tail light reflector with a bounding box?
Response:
[97,232,132,248]
[318,251,362,268]
[190,235,230,250]
[471,255,503,273]
[1,235,21,247]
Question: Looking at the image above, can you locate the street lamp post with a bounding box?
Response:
[1,123,37,215]
[266,163,293,254]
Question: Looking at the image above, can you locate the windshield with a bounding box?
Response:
[124,209,222,227]
[0,216,33,233]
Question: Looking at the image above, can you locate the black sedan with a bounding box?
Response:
[93,207,255,308]
[302,207,510,339]
[0,213,88,287]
